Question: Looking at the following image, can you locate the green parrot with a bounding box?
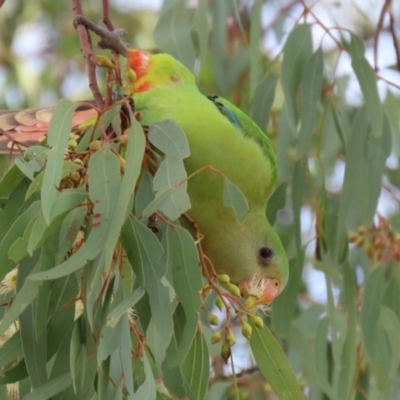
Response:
[0,49,289,307]
[130,49,288,305]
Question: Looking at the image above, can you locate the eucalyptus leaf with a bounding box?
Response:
[249,319,304,399]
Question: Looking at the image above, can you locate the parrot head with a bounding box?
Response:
[199,207,289,310]
[127,49,195,93]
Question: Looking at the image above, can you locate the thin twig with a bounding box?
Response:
[374,0,391,72]
[388,4,400,71]
[300,0,345,51]
[72,0,105,109]
[102,0,115,31]
[102,0,124,86]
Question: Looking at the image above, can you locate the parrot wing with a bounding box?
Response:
[207,95,278,190]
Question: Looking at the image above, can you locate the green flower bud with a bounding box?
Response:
[118,134,129,146]
[241,323,252,340]
[208,313,219,326]
[226,329,236,347]
[221,343,231,362]
[215,296,225,311]
[227,283,241,297]
[218,274,230,284]
[250,314,264,329]
[68,139,78,150]
[89,140,102,152]
[211,331,221,344]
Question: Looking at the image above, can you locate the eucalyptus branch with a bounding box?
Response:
[374,0,392,72]
[72,0,104,109]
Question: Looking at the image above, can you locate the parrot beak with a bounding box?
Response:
[239,275,281,308]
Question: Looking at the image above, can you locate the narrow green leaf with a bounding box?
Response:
[140,187,175,220]
[41,98,76,224]
[162,329,189,399]
[361,267,387,360]
[16,249,47,388]
[249,0,262,97]
[134,170,154,217]
[336,263,357,400]
[131,353,157,400]
[223,179,249,223]
[19,296,48,388]
[0,359,28,384]
[182,329,209,400]
[378,306,400,378]
[24,373,72,400]
[70,323,81,393]
[118,312,134,396]
[210,1,230,94]
[8,216,37,263]
[0,164,25,197]
[251,75,278,131]
[166,226,203,365]
[154,0,196,71]
[249,319,304,399]
[325,274,342,373]
[296,48,324,159]
[349,33,383,138]
[98,314,130,364]
[103,118,145,273]
[0,331,22,369]
[106,287,145,328]
[0,200,41,281]
[121,219,145,286]
[51,187,87,220]
[148,120,190,158]
[281,24,313,135]
[272,257,302,338]
[313,317,334,398]
[337,108,391,235]
[192,0,209,69]
[0,179,31,238]
[57,206,87,261]
[292,158,307,252]
[132,217,174,366]
[152,156,191,220]
[266,181,287,225]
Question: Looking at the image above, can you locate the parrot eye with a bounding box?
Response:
[258,247,273,266]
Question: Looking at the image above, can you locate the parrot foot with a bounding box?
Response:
[74,15,129,56]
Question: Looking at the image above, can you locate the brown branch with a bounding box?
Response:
[388,5,400,71]
[72,0,104,109]
[73,15,128,57]
[102,0,115,31]
[376,73,400,90]
[374,0,391,72]
[102,0,124,86]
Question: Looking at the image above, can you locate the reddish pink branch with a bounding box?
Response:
[102,0,115,31]
[72,0,105,109]
[388,5,400,71]
[374,0,391,72]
